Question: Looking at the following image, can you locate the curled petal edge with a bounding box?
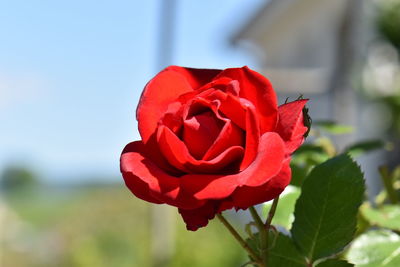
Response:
[120,141,206,210]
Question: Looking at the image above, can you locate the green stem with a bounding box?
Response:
[379,166,399,204]
[217,213,264,266]
[249,206,268,265]
[249,206,264,231]
[264,197,280,263]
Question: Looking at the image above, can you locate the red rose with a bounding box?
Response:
[121,66,308,231]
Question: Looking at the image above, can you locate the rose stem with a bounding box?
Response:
[216,213,264,266]
[379,166,399,204]
[264,197,280,263]
[248,206,268,265]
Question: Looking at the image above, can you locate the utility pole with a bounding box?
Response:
[150,1,177,266]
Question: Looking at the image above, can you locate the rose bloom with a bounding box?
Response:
[121,66,308,231]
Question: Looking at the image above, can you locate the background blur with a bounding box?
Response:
[1,0,399,266]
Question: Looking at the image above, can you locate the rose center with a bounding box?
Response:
[182,110,224,159]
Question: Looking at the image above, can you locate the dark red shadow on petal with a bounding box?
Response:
[170,66,222,90]
[199,90,261,170]
[276,99,309,155]
[160,101,185,136]
[240,106,260,170]
[203,120,245,161]
[143,133,184,176]
[182,110,224,159]
[178,198,236,231]
[123,172,164,204]
[178,201,217,231]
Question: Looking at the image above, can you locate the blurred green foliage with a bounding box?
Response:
[376,0,400,51]
[1,166,39,191]
[1,185,245,267]
[365,0,400,135]
[346,230,400,267]
[380,96,400,135]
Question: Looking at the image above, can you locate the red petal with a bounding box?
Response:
[232,158,291,209]
[180,132,285,200]
[120,141,205,209]
[238,132,285,186]
[240,106,260,170]
[201,91,260,170]
[123,171,164,204]
[198,76,233,91]
[143,133,183,175]
[157,125,244,173]
[137,66,220,144]
[178,199,236,231]
[215,66,278,133]
[217,92,247,129]
[276,99,308,154]
[178,201,217,231]
[180,173,239,201]
[217,199,235,213]
[169,66,221,90]
[182,111,224,159]
[160,101,184,134]
[203,120,244,161]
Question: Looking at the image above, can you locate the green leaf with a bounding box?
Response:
[262,185,301,229]
[316,259,354,267]
[314,120,354,134]
[290,144,330,187]
[290,163,309,187]
[246,231,307,267]
[291,154,365,263]
[267,232,307,267]
[344,140,385,157]
[346,230,400,267]
[361,204,400,231]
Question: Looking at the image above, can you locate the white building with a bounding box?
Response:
[231,0,384,196]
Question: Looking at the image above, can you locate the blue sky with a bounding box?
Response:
[0,0,265,182]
